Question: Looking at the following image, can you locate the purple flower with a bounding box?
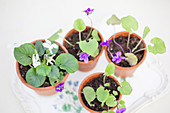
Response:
[116,108,126,113]
[100,40,111,47]
[83,8,94,15]
[79,52,90,63]
[55,82,64,92]
[112,51,126,64]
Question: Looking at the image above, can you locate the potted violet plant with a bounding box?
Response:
[14,29,79,96]
[63,8,104,72]
[102,15,166,78]
[78,63,132,113]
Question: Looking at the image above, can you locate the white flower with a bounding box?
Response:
[32,53,41,68]
[45,54,55,65]
[43,40,58,54]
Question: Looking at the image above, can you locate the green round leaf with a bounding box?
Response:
[106,95,117,107]
[55,53,79,73]
[104,83,110,87]
[109,110,115,113]
[118,105,126,109]
[96,86,109,103]
[142,26,150,39]
[73,18,86,32]
[121,15,138,34]
[79,38,99,57]
[49,77,57,86]
[104,62,115,76]
[113,91,118,96]
[148,37,166,55]
[48,29,62,41]
[35,41,45,56]
[14,43,35,66]
[107,14,121,25]
[36,64,51,76]
[51,41,59,54]
[59,75,65,82]
[92,29,101,41]
[47,65,60,79]
[49,71,65,86]
[125,53,138,66]
[102,111,108,113]
[119,100,125,105]
[83,86,96,106]
[26,67,46,87]
[118,81,132,95]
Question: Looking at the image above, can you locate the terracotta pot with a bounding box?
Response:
[63,26,104,72]
[78,72,122,113]
[105,31,147,78]
[16,39,69,96]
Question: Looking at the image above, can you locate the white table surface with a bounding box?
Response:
[0,0,170,113]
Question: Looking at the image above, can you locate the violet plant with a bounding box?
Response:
[14,30,79,88]
[82,63,132,113]
[48,8,101,64]
[74,8,101,63]
[104,14,166,66]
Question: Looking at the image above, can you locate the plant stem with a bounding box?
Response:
[86,16,93,40]
[103,75,106,84]
[134,48,146,54]
[43,55,47,65]
[127,32,130,49]
[129,48,132,53]
[107,47,114,58]
[79,32,81,41]
[64,39,74,47]
[60,36,75,47]
[126,32,132,53]
[132,39,143,52]
[113,26,125,54]
[77,51,83,56]
[29,64,33,68]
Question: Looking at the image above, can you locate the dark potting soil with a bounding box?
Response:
[81,74,120,111]
[64,28,102,61]
[19,47,67,87]
[107,36,145,67]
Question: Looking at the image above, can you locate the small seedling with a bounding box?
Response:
[14,33,79,88]
[82,63,132,113]
[103,14,166,66]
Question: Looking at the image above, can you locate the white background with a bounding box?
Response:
[0,0,170,113]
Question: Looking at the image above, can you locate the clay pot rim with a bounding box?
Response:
[105,31,147,70]
[16,39,69,91]
[63,26,104,65]
[78,72,122,113]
